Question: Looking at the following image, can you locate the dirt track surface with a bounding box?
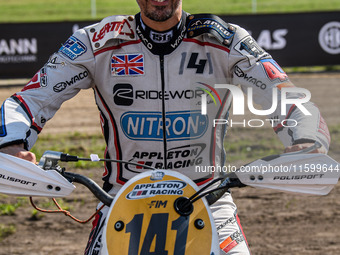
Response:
[0,73,339,254]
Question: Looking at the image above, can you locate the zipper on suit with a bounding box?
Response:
[160,55,168,169]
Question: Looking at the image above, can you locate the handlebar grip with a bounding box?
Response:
[62,172,113,206]
[206,173,246,205]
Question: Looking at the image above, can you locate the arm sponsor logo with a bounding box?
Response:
[59,36,87,60]
[91,18,135,44]
[187,15,236,46]
[235,35,265,58]
[234,65,267,90]
[46,56,67,69]
[53,71,88,92]
[21,67,48,92]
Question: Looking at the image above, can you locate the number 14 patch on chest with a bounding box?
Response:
[111,53,145,76]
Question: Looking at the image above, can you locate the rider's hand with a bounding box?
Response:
[0,144,36,163]
[284,142,327,154]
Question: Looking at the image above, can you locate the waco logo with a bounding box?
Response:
[120,111,208,141]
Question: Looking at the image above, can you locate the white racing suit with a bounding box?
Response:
[0,12,330,254]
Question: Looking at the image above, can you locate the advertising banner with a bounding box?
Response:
[0,22,92,78]
[224,11,340,67]
[0,11,339,79]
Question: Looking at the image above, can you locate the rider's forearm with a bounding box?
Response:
[0,96,36,150]
[0,143,36,163]
[284,142,327,154]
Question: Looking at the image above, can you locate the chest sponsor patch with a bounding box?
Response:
[120,110,208,141]
[111,54,144,76]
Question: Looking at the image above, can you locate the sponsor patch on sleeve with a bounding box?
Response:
[87,15,136,50]
[59,36,87,60]
[234,35,267,65]
[260,58,288,83]
[187,14,236,46]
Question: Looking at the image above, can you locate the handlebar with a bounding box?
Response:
[205,172,246,205]
[62,172,113,207]
[36,141,326,208]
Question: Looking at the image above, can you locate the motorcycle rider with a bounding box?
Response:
[0,0,330,254]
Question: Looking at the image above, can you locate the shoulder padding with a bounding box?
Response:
[186,14,236,46]
[85,15,136,51]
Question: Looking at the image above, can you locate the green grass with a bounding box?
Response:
[0,224,16,241]
[0,0,339,23]
[284,65,340,73]
[0,197,26,216]
[224,127,284,165]
[29,123,340,170]
[224,123,340,166]
[31,132,106,169]
[31,129,281,169]
[0,203,20,216]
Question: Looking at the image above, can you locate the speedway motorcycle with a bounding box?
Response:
[0,142,339,254]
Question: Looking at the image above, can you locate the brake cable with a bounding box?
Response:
[37,152,244,219]
[34,152,156,224]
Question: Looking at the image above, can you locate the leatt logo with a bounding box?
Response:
[92,19,134,42]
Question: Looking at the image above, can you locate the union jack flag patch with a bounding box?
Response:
[111,54,144,76]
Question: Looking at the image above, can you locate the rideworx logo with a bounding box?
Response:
[121,111,208,141]
[113,83,205,106]
[126,181,186,200]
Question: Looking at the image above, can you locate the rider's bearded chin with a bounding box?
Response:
[137,0,182,22]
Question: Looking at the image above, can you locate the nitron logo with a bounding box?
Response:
[113,84,133,105]
[120,111,208,141]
